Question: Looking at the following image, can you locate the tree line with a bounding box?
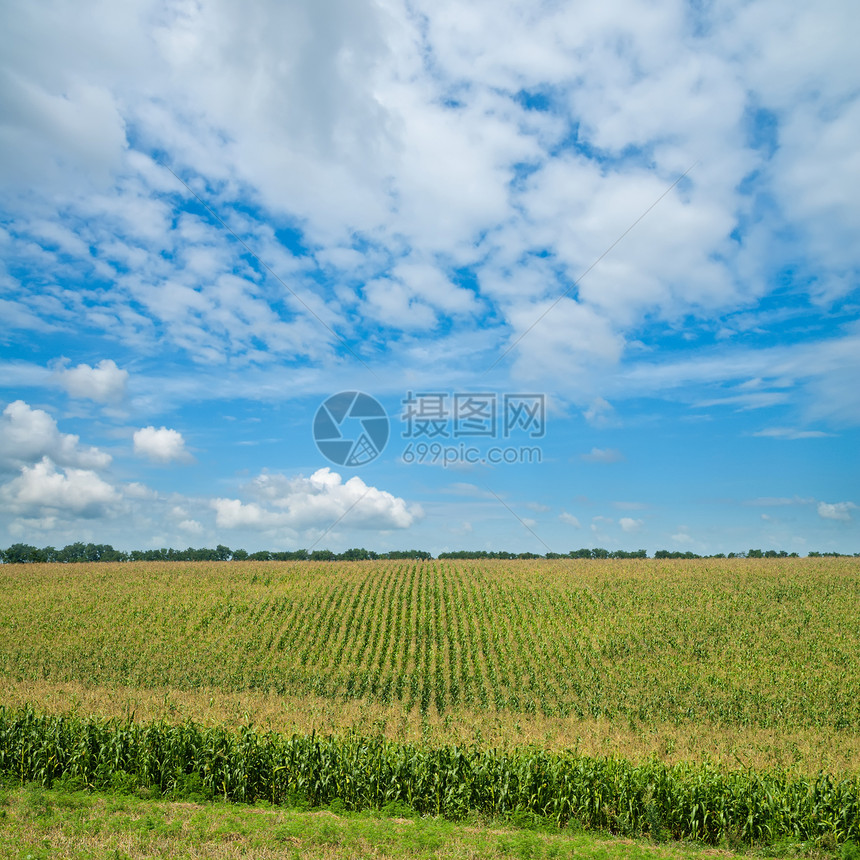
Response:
[0,542,856,564]
[0,543,432,564]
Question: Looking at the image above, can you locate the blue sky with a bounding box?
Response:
[1,0,858,556]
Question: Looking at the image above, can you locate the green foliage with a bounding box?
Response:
[379,799,415,818]
[0,706,858,847]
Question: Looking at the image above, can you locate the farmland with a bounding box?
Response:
[1,557,859,851]
[0,557,858,778]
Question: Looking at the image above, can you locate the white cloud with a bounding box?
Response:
[444,483,497,499]
[394,260,480,315]
[0,456,119,518]
[619,517,643,532]
[583,398,616,427]
[817,501,856,522]
[363,278,437,330]
[753,427,832,440]
[618,331,860,424]
[56,359,128,402]
[0,298,62,333]
[559,511,581,528]
[0,400,111,472]
[213,467,421,532]
[505,299,624,388]
[177,518,204,534]
[0,0,856,419]
[744,496,814,507]
[133,426,192,463]
[124,481,158,500]
[210,499,275,530]
[0,58,127,191]
[581,447,624,464]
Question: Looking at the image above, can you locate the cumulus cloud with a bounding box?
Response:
[213,467,422,532]
[559,511,581,528]
[178,518,204,534]
[124,481,159,500]
[619,517,643,532]
[0,400,111,472]
[133,426,192,463]
[0,0,856,420]
[0,457,119,518]
[506,299,625,387]
[671,527,695,545]
[56,359,128,402]
[581,447,624,464]
[817,501,856,522]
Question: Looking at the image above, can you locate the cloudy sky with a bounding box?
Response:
[1,0,858,556]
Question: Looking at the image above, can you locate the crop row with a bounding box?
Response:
[1,558,858,729]
[1,706,858,846]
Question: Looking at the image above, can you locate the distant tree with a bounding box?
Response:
[384,550,432,560]
[57,542,87,563]
[4,543,41,564]
[272,550,309,561]
[341,547,371,561]
[82,543,124,562]
[4,540,850,565]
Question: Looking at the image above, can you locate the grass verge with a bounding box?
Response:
[1,782,852,860]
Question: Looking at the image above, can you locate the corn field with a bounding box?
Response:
[1,558,858,731]
[1,706,858,846]
[2,558,859,845]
